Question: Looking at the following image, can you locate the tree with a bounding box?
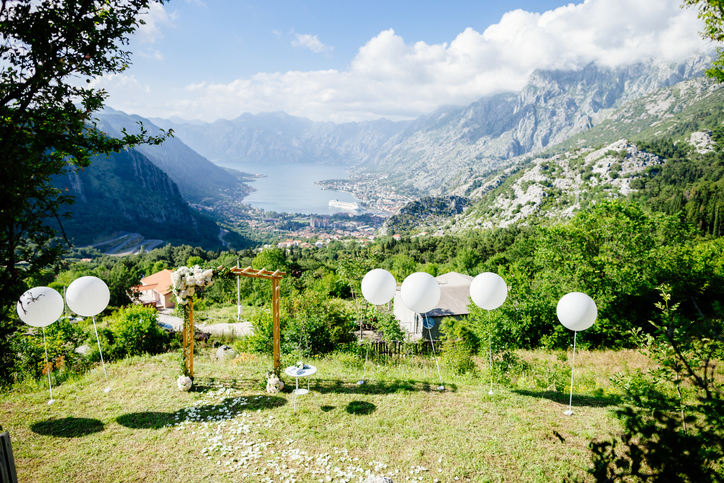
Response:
[0,0,169,386]
[0,0,170,319]
[684,0,724,81]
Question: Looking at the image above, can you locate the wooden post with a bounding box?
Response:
[183,300,195,378]
[272,276,281,374]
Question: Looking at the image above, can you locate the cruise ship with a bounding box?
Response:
[329,199,361,212]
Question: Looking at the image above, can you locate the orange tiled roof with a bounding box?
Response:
[141,269,173,295]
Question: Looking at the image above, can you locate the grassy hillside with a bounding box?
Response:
[1,349,646,482]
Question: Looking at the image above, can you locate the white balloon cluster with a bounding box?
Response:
[171,265,214,305]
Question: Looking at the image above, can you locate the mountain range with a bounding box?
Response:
[149,56,710,197]
[59,54,723,247]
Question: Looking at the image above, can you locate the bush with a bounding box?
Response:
[10,318,90,382]
[108,305,171,358]
[283,294,356,356]
[441,343,477,376]
[440,316,480,354]
[371,306,406,343]
[237,293,357,357]
[586,289,724,481]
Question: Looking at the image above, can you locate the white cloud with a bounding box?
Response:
[110,0,713,122]
[135,3,176,44]
[292,34,333,54]
[137,47,164,61]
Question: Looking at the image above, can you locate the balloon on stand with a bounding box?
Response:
[469,272,507,310]
[66,276,112,393]
[556,291,597,415]
[65,276,110,317]
[358,269,396,385]
[469,272,508,396]
[361,269,397,305]
[401,272,444,390]
[557,292,597,332]
[16,287,64,327]
[400,272,440,314]
[16,287,64,404]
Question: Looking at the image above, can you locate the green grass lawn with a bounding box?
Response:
[0,349,648,482]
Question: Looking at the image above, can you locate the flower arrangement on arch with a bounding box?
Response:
[170,265,214,306]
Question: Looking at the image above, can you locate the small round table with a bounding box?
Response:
[285,365,317,412]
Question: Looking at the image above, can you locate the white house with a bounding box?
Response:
[136,269,175,309]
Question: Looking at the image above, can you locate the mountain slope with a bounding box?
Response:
[54,149,222,248]
[94,108,253,204]
[361,56,710,196]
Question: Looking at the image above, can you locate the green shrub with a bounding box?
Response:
[371,307,406,343]
[237,293,356,357]
[108,305,170,358]
[440,316,480,354]
[441,343,477,376]
[10,318,90,382]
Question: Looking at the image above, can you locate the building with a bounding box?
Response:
[136,269,175,309]
[393,272,474,340]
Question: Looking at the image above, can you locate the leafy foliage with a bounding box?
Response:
[106,305,171,360]
[586,289,724,482]
[0,0,169,381]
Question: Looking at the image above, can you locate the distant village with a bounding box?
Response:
[253,215,399,249]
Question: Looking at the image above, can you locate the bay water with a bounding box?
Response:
[233,162,359,215]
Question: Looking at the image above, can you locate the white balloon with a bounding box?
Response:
[66,276,110,317]
[469,272,508,310]
[16,287,64,327]
[557,292,597,331]
[400,272,441,314]
[361,269,397,305]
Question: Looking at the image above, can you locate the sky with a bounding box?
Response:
[95,0,714,124]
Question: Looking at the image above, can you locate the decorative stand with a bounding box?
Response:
[285,365,317,412]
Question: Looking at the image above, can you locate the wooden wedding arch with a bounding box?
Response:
[183,266,286,378]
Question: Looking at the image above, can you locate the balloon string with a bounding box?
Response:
[568,331,577,414]
[92,316,108,380]
[362,342,369,380]
[488,310,493,394]
[43,327,53,402]
[426,314,443,388]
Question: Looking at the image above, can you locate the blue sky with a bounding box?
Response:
[96,0,713,123]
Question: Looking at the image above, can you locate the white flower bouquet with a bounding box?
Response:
[266,372,284,394]
[177,375,192,391]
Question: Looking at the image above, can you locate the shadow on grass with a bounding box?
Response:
[30,417,105,438]
[116,395,287,430]
[345,401,376,415]
[512,389,622,408]
[310,378,457,395]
